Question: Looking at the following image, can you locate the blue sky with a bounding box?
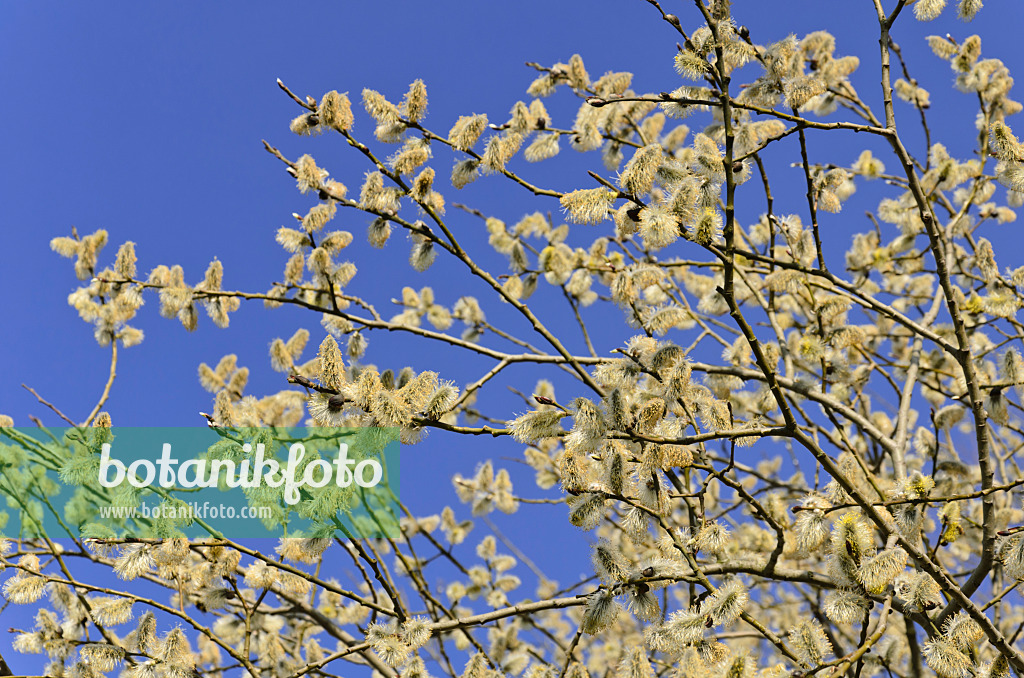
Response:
[1,0,1023,673]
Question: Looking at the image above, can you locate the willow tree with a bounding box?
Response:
[5,0,1024,677]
